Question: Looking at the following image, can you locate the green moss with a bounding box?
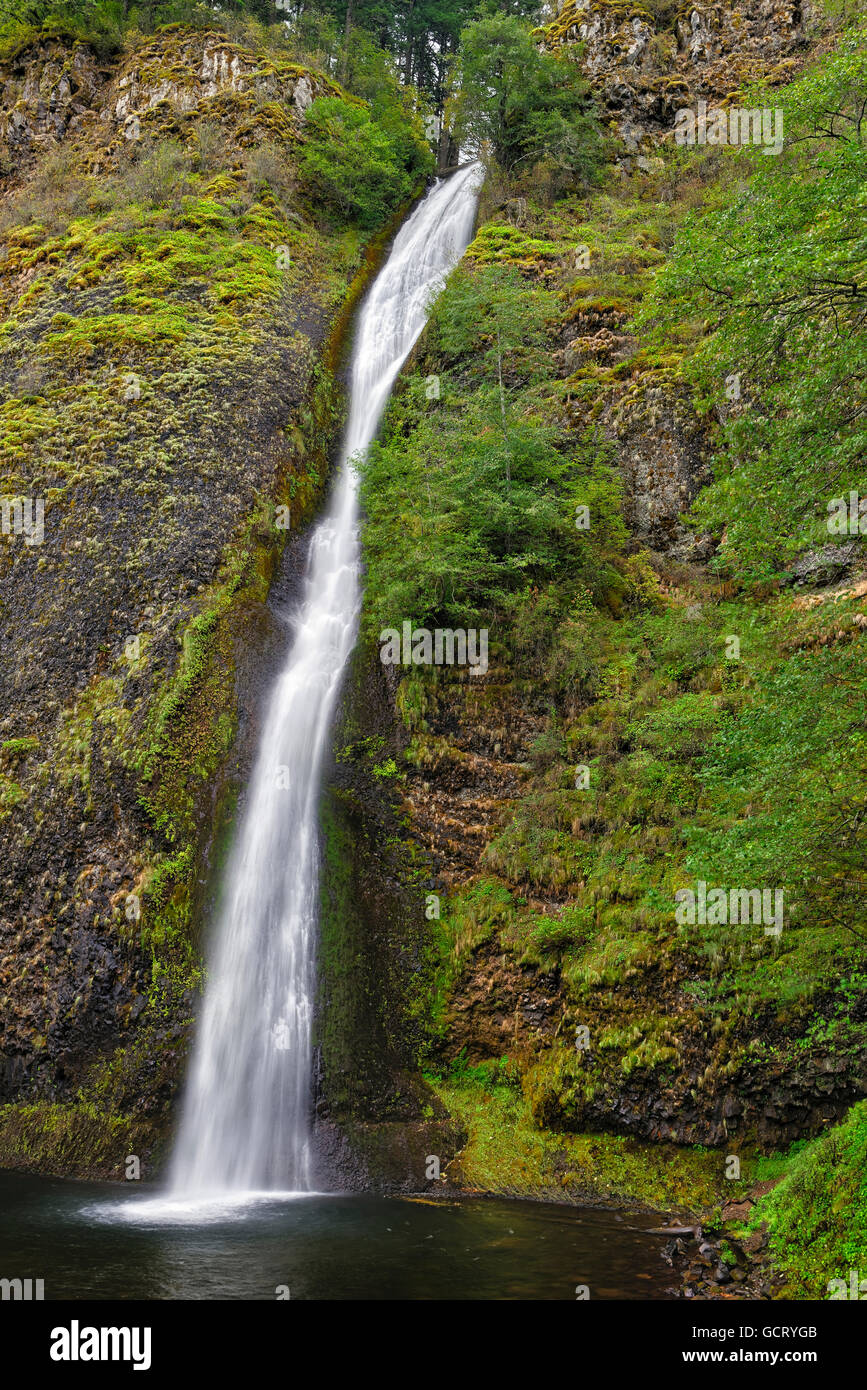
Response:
[435,1076,726,1212]
[536,0,654,52]
[315,792,367,1111]
[0,735,39,760]
[0,1100,162,1180]
[0,774,25,817]
[748,1102,867,1299]
[316,634,451,1122]
[467,222,566,268]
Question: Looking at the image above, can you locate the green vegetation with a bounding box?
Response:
[362,134,867,1092]
[747,1103,867,1297]
[300,95,431,227]
[433,1071,732,1212]
[641,20,867,582]
[361,259,627,648]
[450,12,604,188]
[357,13,867,1271]
[0,1098,162,1178]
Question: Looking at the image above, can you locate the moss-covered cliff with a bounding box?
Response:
[349,1,867,1295]
[0,20,422,1177]
[313,638,465,1189]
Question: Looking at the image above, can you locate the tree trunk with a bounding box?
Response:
[438,128,459,173]
[403,0,416,85]
[340,0,353,82]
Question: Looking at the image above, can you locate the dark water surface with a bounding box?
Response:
[0,1171,676,1300]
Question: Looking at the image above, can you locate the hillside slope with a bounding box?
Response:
[344,1,867,1295]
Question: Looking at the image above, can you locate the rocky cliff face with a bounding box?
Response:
[313,643,466,1192]
[536,0,818,555]
[557,300,715,557]
[541,0,813,159]
[0,26,364,1177]
[401,654,867,1154]
[0,28,330,169]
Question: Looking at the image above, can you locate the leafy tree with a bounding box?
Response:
[361,381,573,630]
[0,0,229,42]
[449,13,602,184]
[299,94,419,226]
[360,262,624,645]
[292,0,473,103]
[336,24,431,182]
[641,18,867,582]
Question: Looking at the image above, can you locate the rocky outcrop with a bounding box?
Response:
[539,0,815,159]
[0,27,336,172]
[558,299,714,555]
[787,540,863,587]
[0,39,104,162]
[607,374,714,554]
[109,30,330,140]
[400,666,545,892]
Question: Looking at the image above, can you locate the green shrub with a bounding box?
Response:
[299,96,416,228]
[640,20,867,581]
[751,1102,867,1297]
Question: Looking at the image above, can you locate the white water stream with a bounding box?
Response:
[166,164,482,1201]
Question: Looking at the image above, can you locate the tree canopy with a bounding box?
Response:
[641,17,867,582]
[449,11,602,183]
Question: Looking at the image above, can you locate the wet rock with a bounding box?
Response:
[605,378,714,553]
[563,327,636,371]
[541,0,810,153]
[786,540,862,587]
[741,1229,769,1255]
[722,1200,754,1222]
[0,26,360,1177]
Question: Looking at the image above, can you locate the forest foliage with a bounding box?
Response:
[642,19,867,582]
[359,19,866,1293]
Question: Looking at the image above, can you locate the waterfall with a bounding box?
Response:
[168,164,483,1200]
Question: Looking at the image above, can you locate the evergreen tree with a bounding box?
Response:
[450,12,602,182]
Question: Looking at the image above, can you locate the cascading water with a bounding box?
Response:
[167,163,483,1201]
